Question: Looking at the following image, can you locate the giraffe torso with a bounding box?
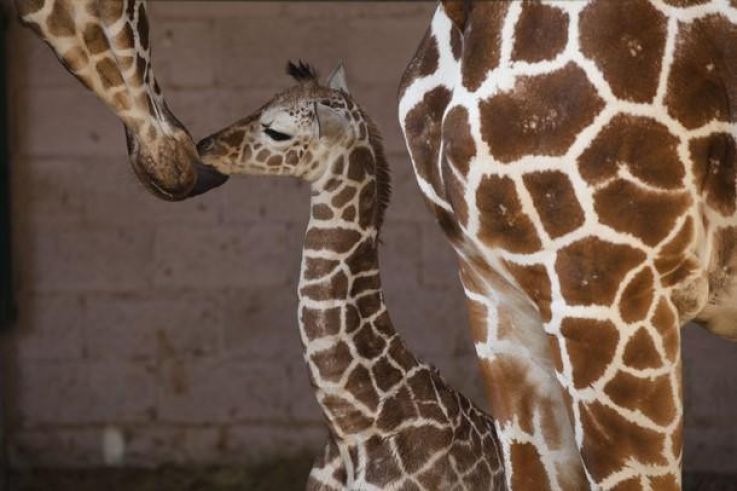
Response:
[307,361,506,491]
[400,1,737,489]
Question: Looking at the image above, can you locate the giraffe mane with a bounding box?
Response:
[362,110,392,234]
[286,60,318,83]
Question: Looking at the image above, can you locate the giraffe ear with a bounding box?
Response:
[315,102,350,141]
[326,62,349,93]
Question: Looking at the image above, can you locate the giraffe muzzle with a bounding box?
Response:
[187,161,229,197]
[124,127,228,200]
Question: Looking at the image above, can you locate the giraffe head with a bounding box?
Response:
[198,61,391,231]
[14,0,227,201]
[123,109,228,201]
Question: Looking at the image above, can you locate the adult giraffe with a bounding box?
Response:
[13,0,227,199]
[399,1,737,490]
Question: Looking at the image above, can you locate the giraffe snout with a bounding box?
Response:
[188,161,229,197]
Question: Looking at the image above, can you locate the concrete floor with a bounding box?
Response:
[6,463,737,491]
[7,456,314,491]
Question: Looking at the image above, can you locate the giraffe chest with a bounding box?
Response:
[328,412,504,491]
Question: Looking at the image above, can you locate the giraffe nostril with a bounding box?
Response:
[196,136,216,154]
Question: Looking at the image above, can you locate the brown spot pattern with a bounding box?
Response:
[404,87,452,200]
[348,147,370,182]
[417,34,439,79]
[399,29,439,99]
[83,23,109,55]
[353,324,386,360]
[579,400,667,480]
[16,0,44,16]
[301,306,341,339]
[331,186,356,208]
[512,2,568,63]
[311,204,333,221]
[363,436,403,487]
[372,357,403,393]
[655,218,694,275]
[344,366,379,411]
[476,175,542,254]
[510,442,552,491]
[299,271,348,301]
[666,15,737,129]
[465,297,489,344]
[357,184,376,229]
[580,0,667,103]
[481,357,537,432]
[650,475,680,491]
[137,2,150,51]
[95,57,124,89]
[620,268,655,323]
[444,162,469,226]
[578,114,685,190]
[99,0,123,23]
[480,63,605,162]
[266,155,283,167]
[395,425,453,474]
[663,0,708,4]
[556,237,645,306]
[442,106,475,176]
[611,478,642,491]
[623,328,662,370]
[450,25,462,61]
[651,299,680,362]
[305,228,361,254]
[594,179,691,247]
[604,371,676,426]
[311,342,352,383]
[115,23,135,50]
[461,2,508,91]
[442,0,467,32]
[322,394,372,434]
[548,336,564,374]
[48,0,75,37]
[561,317,619,389]
[690,132,737,217]
[504,261,553,321]
[523,171,584,238]
[62,47,88,72]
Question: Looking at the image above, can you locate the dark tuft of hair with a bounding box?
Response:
[286,60,318,83]
[361,111,392,234]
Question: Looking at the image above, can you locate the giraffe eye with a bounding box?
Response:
[263,127,292,142]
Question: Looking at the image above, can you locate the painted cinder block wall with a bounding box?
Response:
[1,1,736,473]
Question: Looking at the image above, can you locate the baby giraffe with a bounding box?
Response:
[198,62,505,490]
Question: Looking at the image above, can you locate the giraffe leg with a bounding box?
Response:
[547,289,683,490]
[459,261,587,491]
[305,439,346,491]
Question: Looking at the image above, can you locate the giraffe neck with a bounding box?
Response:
[298,147,417,442]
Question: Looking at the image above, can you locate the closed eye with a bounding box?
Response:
[263,126,292,142]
